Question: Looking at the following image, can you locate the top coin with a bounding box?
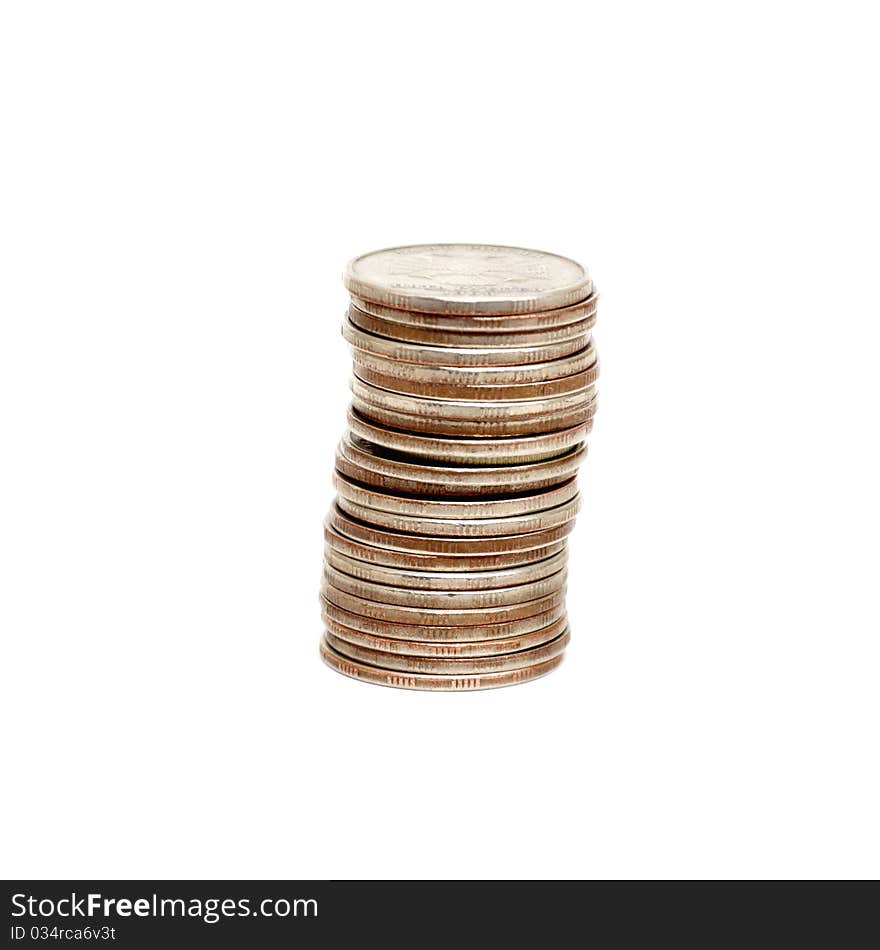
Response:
[344,244,592,315]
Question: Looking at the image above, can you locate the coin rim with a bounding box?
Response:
[320,638,565,689]
[320,597,567,641]
[323,611,569,655]
[323,628,571,674]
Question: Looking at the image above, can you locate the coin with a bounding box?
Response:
[327,505,576,555]
[335,492,581,537]
[320,582,566,626]
[347,304,594,347]
[321,598,567,642]
[332,470,579,519]
[351,400,595,438]
[343,318,588,367]
[349,341,597,385]
[322,563,567,609]
[337,434,587,495]
[347,408,592,464]
[323,629,570,674]
[323,612,569,656]
[324,521,568,570]
[343,244,591,315]
[352,364,598,400]
[320,638,565,690]
[334,449,580,500]
[349,376,595,421]
[349,291,597,332]
[324,546,568,590]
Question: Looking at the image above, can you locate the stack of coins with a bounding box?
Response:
[320,244,598,690]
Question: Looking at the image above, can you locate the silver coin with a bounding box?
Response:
[349,341,598,386]
[323,628,570,674]
[322,563,567,609]
[324,611,569,656]
[349,376,596,421]
[351,399,595,438]
[324,520,567,570]
[320,639,565,690]
[343,318,588,367]
[338,433,587,495]
[347,408,592,464]
[349,292,597,332]
[343,244,591,315]
[321,582,566,626]
[348,304,594,347]
[352,364,598,401]
[324,546,568,590]
[327,504,576,555]
[332,470,579,519]
[334,492,581,538]
[321,597,567,642]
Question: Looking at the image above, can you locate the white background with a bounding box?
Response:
[2,1,878,880]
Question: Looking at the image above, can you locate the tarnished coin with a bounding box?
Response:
[343,244,591,315]
[321,598,566,642]
[324,629,570,674]
[320,638,565,690]
[349,292,597,332]
[348,304,594,347]
[350,376,595,421]
[350,341,597,386]
[347,408,592,464]
[353,364,598,400]
[322,563,567,609]
[351,399,595,438]
[324,546,567,590]
[337,434,587,496]
[332,470,579,520]
[323,611,569,656]
[320,582,566,626]
[327,504,576,555]
[324,521,567,570]
[343,318,587,367]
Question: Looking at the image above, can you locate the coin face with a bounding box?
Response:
[344,244,591,315]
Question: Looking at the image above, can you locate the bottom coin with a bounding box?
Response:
[324,628,570,674]
[319,639,565,691]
